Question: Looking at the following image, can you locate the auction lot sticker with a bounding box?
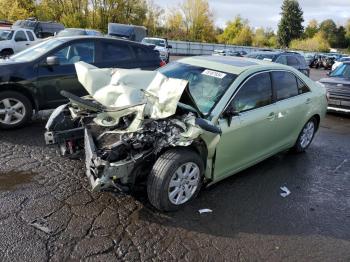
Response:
[202,69,227,79]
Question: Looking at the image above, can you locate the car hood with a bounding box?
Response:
[319,77,350,86]
[74,62,202,120]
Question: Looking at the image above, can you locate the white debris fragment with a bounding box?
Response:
[198,208,213,214]
[29,220,51,234]
[280,186,291,198]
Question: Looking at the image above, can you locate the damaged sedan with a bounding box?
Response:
[45,56,328,211]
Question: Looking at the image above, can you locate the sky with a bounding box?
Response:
[154,0,350,30]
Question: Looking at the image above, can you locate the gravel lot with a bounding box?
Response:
[0,66,349,261]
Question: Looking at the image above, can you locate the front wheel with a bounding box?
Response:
[293,117,317,153]
[147,148,204,211]
[0,91,33,129]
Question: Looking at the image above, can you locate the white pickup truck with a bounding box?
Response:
[0,28,39,57]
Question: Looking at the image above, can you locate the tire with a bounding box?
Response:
[147,148,204,211]
[0,91,33,129]
[293,117,317,153]
[0,49,14,58]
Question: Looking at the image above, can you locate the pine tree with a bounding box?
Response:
[277,0,304,47]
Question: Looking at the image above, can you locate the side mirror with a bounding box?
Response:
[223,106,239,127]
[46,56,59,66]
[167,45,172,49]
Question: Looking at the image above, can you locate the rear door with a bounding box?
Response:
[271,71,312,148]
[94,40,138,69]
[214,72,279,180]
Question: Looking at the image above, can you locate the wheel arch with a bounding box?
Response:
[0,84,38,111]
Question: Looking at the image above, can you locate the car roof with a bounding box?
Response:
[55,35,142,45]
[178,55,287,74]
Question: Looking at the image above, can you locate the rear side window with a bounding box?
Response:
[275,55,287,65]
[272,71,299,100]
[26,31,34,41]
[101,42,134,62]
[297,78,310,94]
[232,72,272,112]
[14,31,27,42]
[287,56,299,66]
[132,46,157,61]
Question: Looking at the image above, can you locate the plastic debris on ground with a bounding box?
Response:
[280,186,291,198]
[198,208,213,214]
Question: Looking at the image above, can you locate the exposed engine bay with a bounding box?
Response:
[45,62,221,192]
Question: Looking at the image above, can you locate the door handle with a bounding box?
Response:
[266,112,275,120]
[306,98,312,104]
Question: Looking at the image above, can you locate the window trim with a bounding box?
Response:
[222,69,311,116]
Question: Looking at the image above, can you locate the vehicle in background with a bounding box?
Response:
[213,49,243,57]
[0,36,163,129]
[108,23,147,42]
[0,20,12,29]
[319,62,350,113]
[141,37,172,63]
[303,52,316,67]
[331,56,350,71]
[321,55,336,70]
[44,56,327,211]
[0,28,39,57]
[12,19,64,39]
[56,28,103,37]
[247,51,310,76]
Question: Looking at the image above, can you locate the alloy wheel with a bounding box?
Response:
[0,98,26,125]
[168,162,200,205]
[300,121,315,149]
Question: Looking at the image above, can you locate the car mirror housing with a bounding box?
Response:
[223,106,239,127]
[46,56,59,66]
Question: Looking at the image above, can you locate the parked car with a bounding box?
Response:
[12,19,64,38]
[0,28,39,57]
[319,62,350,113]
[0,20,12,29]
[108,23,147,42]
[303,52,316,67]
[331,56,350,71]
[0,36,163,129]
[141,37,172,63]
[56,28,103,37]
[213,49,243,57]
[246,51,310,76]
[45,56,327,211]
[322,55,336,70]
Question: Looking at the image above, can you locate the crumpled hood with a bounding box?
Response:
[319,77,350,86]
[75,61,188,120]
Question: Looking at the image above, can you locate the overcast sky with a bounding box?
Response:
[154,0,350,30]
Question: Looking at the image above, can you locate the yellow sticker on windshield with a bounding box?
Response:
[201,69,226,79]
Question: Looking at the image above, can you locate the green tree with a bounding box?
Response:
[0,0,35,21]
[217,16,245,44]
[304,19,318,38]
[277,0,304,47]
[319,19,337,47]
[290,31,330,52]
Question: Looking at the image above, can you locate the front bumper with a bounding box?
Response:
[327,96,350,113]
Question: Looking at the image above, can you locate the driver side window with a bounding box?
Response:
[231,72,272,113]
[52,42,95,65]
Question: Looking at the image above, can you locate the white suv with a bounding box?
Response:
[141,37,172,63]
[0,28,39,57]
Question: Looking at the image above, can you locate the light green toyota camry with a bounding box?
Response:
[45,56,328,211]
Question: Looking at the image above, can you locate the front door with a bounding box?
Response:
[214,72,279,180]
[36,41,96,108]
[13,30,30,52]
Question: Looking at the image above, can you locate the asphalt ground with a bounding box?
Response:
[0,64,349,261]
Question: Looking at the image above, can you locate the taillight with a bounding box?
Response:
[160,60,166,67]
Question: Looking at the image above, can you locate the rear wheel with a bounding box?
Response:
[0,91,33,129]
[293,117,317,153]
[147,148,204,211]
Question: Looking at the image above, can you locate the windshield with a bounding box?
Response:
[158,62,237,114]
[0,29,13,41]
[142,38,166,47]
[10,39,64,62]
[330,63,350,78]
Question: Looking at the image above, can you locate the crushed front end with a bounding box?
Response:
[45,62,220,192]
